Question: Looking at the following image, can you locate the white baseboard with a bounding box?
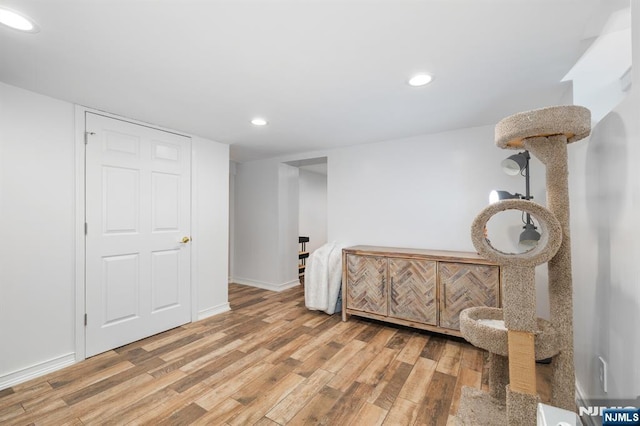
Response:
[0,353,76,391]
[197,302,231,320]
[232,277,300,292]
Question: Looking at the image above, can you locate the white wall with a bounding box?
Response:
[0,82,229,389]
[299,169,328,254]
[328,125,524,249]
[233,159,306,290]
[192,136,230,319]
[0,81,76,383]
[229,161,237,281]
[278,163,299,286]
[233,160,281,287]
[570,2,639,409]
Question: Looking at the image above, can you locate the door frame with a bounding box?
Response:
[74,105,198,361]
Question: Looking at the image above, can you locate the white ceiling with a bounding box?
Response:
[0,0,624,162]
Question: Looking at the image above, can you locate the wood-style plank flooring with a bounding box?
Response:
[0,283,551,425]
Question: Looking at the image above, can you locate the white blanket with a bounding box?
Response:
[304,242,347,315]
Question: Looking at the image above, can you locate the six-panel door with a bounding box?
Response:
[85,112,192,357]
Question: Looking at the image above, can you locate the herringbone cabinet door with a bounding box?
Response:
[389,258,436,325]
[439,262,499,330]
[346,255,387,315]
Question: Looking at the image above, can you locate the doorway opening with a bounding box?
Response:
[285,157,328,282]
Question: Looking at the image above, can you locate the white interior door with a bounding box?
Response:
[85,112,191,357]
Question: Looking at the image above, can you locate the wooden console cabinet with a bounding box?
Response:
[342,246,501,337]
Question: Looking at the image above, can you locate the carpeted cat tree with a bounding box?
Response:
[456,105,591,425]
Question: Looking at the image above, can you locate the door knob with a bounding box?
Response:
[181,236,191,244]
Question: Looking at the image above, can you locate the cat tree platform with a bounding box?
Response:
[459,307,560,360]
[495,105,591,149]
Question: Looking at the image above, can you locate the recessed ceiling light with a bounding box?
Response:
[0,7,39,33]
[408,73,433,87]
[251,118,268,126]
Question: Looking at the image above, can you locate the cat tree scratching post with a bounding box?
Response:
[496,106,591,411]
[461,200,562,425]
[455,106,590,425]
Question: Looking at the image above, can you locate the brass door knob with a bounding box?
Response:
[181,236,191,244]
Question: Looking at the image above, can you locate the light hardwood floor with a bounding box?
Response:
[0,283,551,425]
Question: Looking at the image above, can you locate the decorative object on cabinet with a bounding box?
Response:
[299,236,309,285]
[455,105,591,426]
[341,246,501,338]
